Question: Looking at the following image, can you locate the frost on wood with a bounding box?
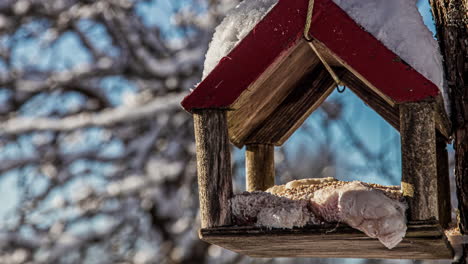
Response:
[202,0,278,78]
[231,178,407,249]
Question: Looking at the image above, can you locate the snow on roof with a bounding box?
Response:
[202,0,278,78]
[202,0,447,105]
[332,0,447,105]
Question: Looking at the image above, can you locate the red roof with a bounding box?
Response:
[181,0,439,112]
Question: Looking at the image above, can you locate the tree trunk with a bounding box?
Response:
[429,0,468,262]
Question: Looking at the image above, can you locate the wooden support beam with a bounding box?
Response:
[228,41,320,147]
[193,110,233,228]
[400,102,439,221]
[341,72,400,131]
[436,131,452,228]
[244,65,337,146]
[246,144,275,191]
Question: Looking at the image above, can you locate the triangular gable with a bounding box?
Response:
[182,0,440,112]
[181,0,448,147]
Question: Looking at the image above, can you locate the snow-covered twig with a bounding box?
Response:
[0,93,184,134]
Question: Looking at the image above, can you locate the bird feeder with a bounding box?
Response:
[181,0,454,259]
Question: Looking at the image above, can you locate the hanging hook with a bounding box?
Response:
[337,85,346,93]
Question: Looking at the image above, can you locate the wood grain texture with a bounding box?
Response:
[193,110,233,228]
[200,221,453,259]
[341,72,400,131]
[182,0,441,112]
[436,131,452,228]
[245,144,275,192]
[400,102,439,221]
[434,95,451,140]
[181,0,308,111]
[244,64,337,146]
[308,0,440,103]
[246,144,275,191]
[430,0,468,259]
[228,40,320,147]
[309,39,342,67]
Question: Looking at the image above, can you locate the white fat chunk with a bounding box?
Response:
[232,180,407,249]
[231,191,320,228]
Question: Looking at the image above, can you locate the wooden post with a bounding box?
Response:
[436,132,451,228]
[400,102,438,221]
[193,109,233,228]
[246,144,275,191]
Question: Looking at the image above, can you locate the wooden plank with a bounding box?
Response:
[308,0,440,103]
[309,39,342,67]
[400,102,439,221]
[193,110,233,228]
[200,221,453,259]
[342,69,450,140]
[228,40,320,147]
[243,64,337,146]
[341,72,400,131]
[181,0,308,111]
[436,131,452,228]
[182,0,442,113]
[246,144,275,191]
[307,37,395,107]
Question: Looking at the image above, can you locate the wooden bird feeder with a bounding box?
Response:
[181,0,454,259]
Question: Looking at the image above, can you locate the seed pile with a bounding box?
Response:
[267,178,403,202]
[231,178,408,249]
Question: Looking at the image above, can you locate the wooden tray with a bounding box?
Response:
[200,221,453,259]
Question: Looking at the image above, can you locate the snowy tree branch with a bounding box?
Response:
[0,93,185,134]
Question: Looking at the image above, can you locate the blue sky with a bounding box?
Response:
[235,0,439,187]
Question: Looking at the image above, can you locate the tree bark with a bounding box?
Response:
[193,110,233,228]
[437,132,452,228]
[400,102,438,221]
[429,0,468,262]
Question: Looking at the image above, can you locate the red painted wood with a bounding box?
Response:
[181,0,309,111]
[308,0,440,102]
[181,0,440,111]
